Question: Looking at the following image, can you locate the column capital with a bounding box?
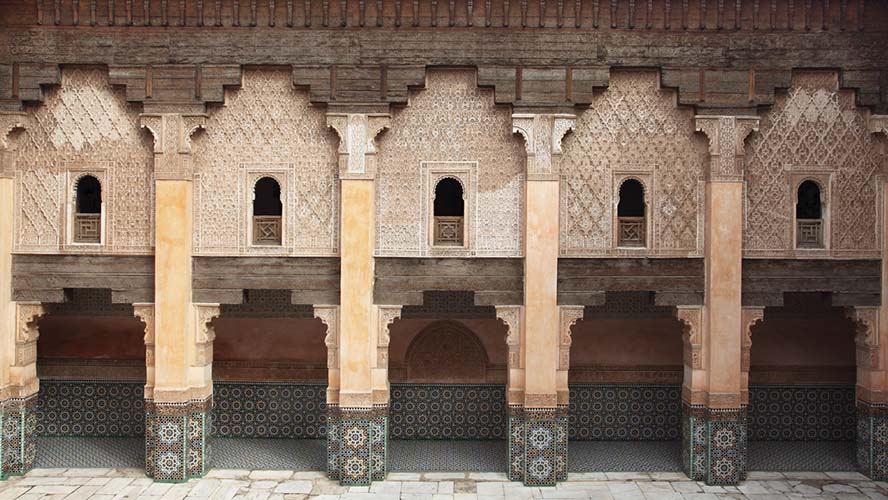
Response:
[139,113,208,180]
[326,112,391,180]
[0,111,33,179]
[511,113,576,180]
[694,115,759,182]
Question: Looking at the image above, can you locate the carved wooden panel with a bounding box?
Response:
[560,71,706,257]
[375,70,525,257]
[744,71,882,259]
[405,320,488,382]
[193,69,339,256]
[13,67,154,254]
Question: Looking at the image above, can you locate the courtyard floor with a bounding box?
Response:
[0,469,886,500]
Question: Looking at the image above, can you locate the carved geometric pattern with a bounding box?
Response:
[193,69,339,256]
[12,68,154,254]
[376,70,525,257]
[745,71,882,258]
[561,71,706,257]
[404,321,488,382]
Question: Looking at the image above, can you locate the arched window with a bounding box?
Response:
[252,177,283,245]
[796,180,823,248]
[617,179,646,247]
[73,175,102,243]
[433,178,464,246]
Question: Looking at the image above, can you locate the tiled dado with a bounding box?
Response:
[857,402,888,481]
[213,382,326,438]
[327,406,387,486]
[747,385,855,441]
[145,398,212,482]
[36,380,145,437]
[508,406,568,486]
[682,405,747,485]
[390,384,506,440]
[0,396,38,479]
[569,384,681,441]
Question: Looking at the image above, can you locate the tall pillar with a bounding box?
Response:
[512,113,575,486]
[139,111,213,482]
[693,115,758,485]
[0,113,42,479]
[326,111,390,485]
[858,115,888,480]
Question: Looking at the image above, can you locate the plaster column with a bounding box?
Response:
[327,111,390,485]
[512,113,575,486]
[314,304,342,480]
[139,111,212,482]
[693,115,758,485]
[0,113,42,479]
[858,115,888,480]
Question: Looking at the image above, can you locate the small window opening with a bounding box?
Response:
[796,180,823,248]
[617,179,646,247]
[253,177,283,245]
[433,178,464,246]
[74,175,101,243]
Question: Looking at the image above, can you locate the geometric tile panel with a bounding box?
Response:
[681,405,747,486]
[522,408,559,487]
[569,384,681,441]
[390,384,506,440]
[857,402,888,481]
[748,385,856,441]
[145,398,211,483]
[36,380,145,437]
[0,395,38,479]
[213,382,326,438]
[334,406,387,486]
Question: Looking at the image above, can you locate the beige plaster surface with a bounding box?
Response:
[0,177,13,393]
[339,179,376,407]
[523,179,559,407]
[704,181,743,408]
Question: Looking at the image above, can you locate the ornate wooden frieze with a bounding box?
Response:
[561,71,706,258]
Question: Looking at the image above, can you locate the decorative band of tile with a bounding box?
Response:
[329,404,388,486]
[681,403,746,486]
[145,397,212,483]
[507,405,566,487]
[0,395,39,479]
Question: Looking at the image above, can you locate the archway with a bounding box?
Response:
[746,293,857,471]
[567,292,684,472]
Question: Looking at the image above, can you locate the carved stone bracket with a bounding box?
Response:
[139,113,208,180]
[847,306,881,371]
[11,302,44,398]
[740,307,764,372]
[193,303,220,369]
[495,305,523,369]
[133,303,155,399]
[327,113,391,179]
[376,305,402,368]
[674,305,704,370]
[511,113,576,180]
[694,115,759,182]
[314,305,340,368]
[557,306,583,371]
[0,112,33,179]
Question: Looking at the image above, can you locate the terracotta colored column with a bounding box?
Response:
[0,113,43,479]
[511,113,575,486]
[139,111,212,482]
[693,115,758,485]
[327,111,390,485]
[857,115,888,480]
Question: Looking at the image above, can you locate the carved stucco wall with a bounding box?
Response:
[744,71,883,258]
[560,71,707,257]
[192,69,339,256]
[375,70,525,257]
[13,67,154,254]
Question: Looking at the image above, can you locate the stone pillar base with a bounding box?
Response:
[857,401,888,480]
[508,405,567,486]
[328,405,388,486]
[0,395,38,479]
[145,397,212,482]
[682,404,747,485]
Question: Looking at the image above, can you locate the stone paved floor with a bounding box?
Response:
[1,469,887,499]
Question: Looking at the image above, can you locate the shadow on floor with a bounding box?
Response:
[747,441,856,471]
[210,438,326,470]
[568,441,682,472]
[35,437,145,468]
[388,440,507,472]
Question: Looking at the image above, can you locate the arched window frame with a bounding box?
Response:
[432,176,467,247]
[613,174,651,250]
[66,169,108,247]
[249,174,285,247]
[420,162,477,257]
[792,175,830,250]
